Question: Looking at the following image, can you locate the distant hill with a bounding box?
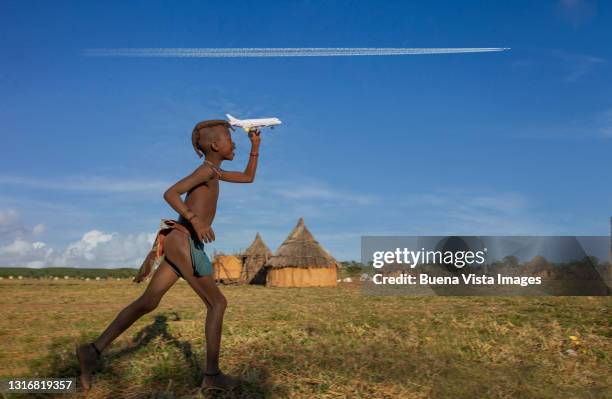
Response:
[0,267,138,278]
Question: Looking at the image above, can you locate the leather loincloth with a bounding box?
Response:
[133,219,213,282]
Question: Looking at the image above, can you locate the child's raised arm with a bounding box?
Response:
[220,130,261,183]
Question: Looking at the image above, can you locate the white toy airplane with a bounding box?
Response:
[226,114,282,132]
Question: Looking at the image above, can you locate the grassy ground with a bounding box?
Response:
[0,279,610,398]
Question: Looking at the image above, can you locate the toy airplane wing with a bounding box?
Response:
[226,114,282,132]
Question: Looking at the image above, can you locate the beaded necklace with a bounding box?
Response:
[203,159,222,179]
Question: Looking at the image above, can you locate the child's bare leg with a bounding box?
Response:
[187,275,227,373]
[183,274,238,390]
[77,261,178,390]
[163,233,238,390]
[95,261,179,350]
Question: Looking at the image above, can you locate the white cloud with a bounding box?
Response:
[0,238,55,267]
[556,0,597,27]
[0,229,157,268]
[465,193,528,213]
[0,176,380,264]
[0,175,169,193]
[0,209,18,225]
[63,230,115,261]
[599,108,612,137]
[0,171,594,264]
[509,106,612,139]
[547,50,605,82]
[0,208,49,241]
[32,224,45,236]
[272,183,375,205]
[0,187,588,265]
[563,54,603,82]
[391,191,564,236]
[54,230,156,267]
[0,238,36,255]
[32,241,46,249]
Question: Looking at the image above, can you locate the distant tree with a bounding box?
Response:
[502,256,519,267]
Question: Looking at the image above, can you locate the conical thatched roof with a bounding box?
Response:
[242,232,273,284]
[244,233,272,258]
[266,218,338,269]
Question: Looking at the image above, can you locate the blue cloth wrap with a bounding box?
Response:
[189,233,213,277]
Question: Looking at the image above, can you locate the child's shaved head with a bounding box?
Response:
[192,120,233,158]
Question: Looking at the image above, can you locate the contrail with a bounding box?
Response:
[83,47,510,58]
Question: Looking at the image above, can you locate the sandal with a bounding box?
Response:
[201,370,240,391]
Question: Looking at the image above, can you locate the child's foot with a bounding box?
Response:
[201,370,240,391]
[76,343,100,391]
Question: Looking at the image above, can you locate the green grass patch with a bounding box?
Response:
[0,280,609,398]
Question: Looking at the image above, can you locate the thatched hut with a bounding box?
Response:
[213,255,242,283]
[265,218,338,287]
[241,233,273,284]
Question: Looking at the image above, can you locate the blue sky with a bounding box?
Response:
[1,0,610,267]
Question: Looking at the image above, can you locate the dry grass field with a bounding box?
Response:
[0,278,610,398]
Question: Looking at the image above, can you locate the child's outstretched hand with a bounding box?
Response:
[191,217,215,243]
[248,129,261,145]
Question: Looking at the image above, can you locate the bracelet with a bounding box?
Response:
[185,211,196,221]
[250,152,259,157]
